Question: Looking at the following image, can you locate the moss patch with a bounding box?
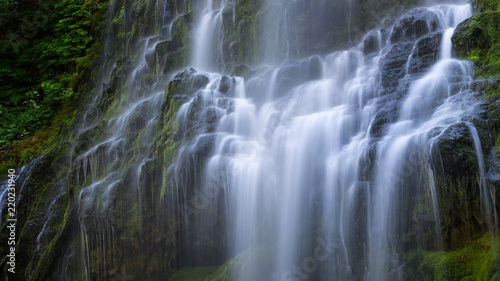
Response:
[168,266,219,281]
[475,0,500,13]
[167,244,276,281]
[452,12,500,79]
[412,234,500,281]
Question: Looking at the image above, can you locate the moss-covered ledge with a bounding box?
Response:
[452,10,500,79]
[404,234,500,281]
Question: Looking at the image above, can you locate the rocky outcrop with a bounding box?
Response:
[452,12,500,78]
[407,31,443,74]
[146,12,194,76]
[3,0,500,280]
[389,8,440,44]
[380,42,414,90]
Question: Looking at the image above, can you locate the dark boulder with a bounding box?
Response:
[452,12,500,59]
[390,8,440,44]
[369,96,400,138]
[219,76,235,94]
[169,68,210,96]
[363,30,381,55]
[407,31,443,75]
[379,41,414,90]
[451,12,500,78]
[204,106,225,133]
[435,122,478,178]
[73,126,98,155]
[190,133,219,157]
[231,64,251,78]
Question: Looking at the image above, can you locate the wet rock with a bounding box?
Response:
[171,12,194,47]
[162,51,189,75]
[169,68,209,97]
[436,122,477,177]
[109,58,134,94]
[363,30,381,55]
[390,8,440,44]
[129,103,151,133]
[190,133,219,157]
[452,12,500,78]
[145,40,175,69]
[73,126,97,155]
[204,106,225,133]
[218,76,235,94]
[379,42,414,90]
[148,12,194,75]
[452,12,500,59]
[157,68,210,153]
[7,144,73,280]
[470,77,500,93]
[222,5,236,72]
[231,64,251,78]
[407,31,443,74]
[369,96,399,138]
[305,55,323,80]
[432,121,491,250]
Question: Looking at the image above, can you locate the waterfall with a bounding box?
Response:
[169,2,498,280]
[2,0,499,280]
[192,0,227,71]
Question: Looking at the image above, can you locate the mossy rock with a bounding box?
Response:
[154,68,209,195]
[452,12,500,79]
[474,0,500,13]
[0,143,74,280]
[168,266,219,281]
[168,244,276,281]
[404,234,500,281]
[231,64,251,78]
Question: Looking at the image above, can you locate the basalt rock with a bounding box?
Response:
[380,42,414,90]
[363,30,381,55]
[407,31,443,75]
[390,8,440,44]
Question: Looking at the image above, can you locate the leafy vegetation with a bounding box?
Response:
[0,0,102,146]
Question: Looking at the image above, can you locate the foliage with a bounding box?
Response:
[0,0,102,146]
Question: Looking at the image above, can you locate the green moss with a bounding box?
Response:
[475,0,500,13]
[234,0,259,64]
[477,78,500,151]
[162,49,189,74]
[168,266,219,281]
[415,235,500,281]
[154,69,209,197]
[166,244,276,281]
[157,82,182,197]
[208,244,276,281]
[452,12,500,79]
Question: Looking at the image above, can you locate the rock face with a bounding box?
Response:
[2,0,500,280]
[452,11,500,78]
[450,0,500,253]
[389,8,440,44]
[380,42,414,90]
[363,31,382,55]
[407,31,443,74]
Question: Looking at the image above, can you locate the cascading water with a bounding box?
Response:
[1,0,499,280]
[169,1,498,280]
[193,0,228,71]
